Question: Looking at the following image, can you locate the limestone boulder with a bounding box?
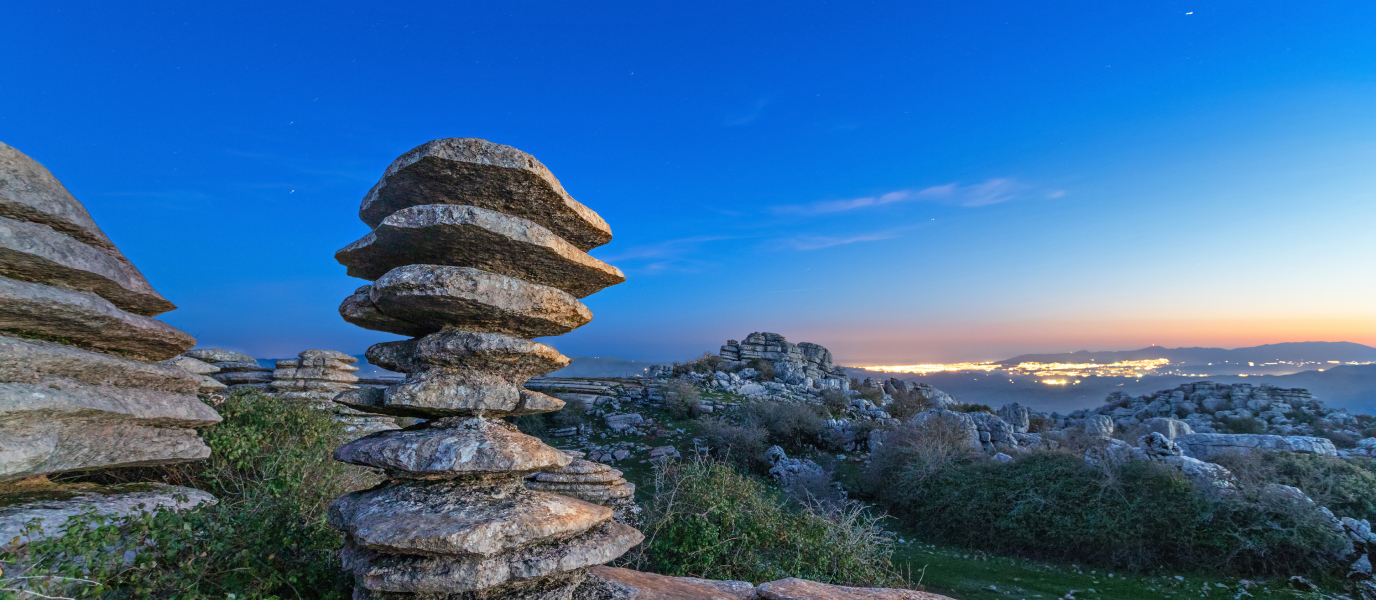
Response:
[357,138,612,251]
[1175,433,1338,461]
[359,265,593,338]
[338,205,624,298]
[329,478,611,556]
[368,331,570,377]
[0,482,215,550]
[0,335,202,394]
[0,275,195,360]
[756,578,952,600]
[334,418,571,477]
[575,566,756,600]
[0,215,175,316]
[335,385,564,419]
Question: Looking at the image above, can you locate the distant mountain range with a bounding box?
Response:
[1000,341,1376,367]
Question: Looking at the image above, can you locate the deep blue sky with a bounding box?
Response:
[3,1,1374,364]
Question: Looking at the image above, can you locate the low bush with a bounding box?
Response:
[863,449,1349,577]
[952,403,995,414]
[673,352,726,376]
[820,388,851,417]
[1214,451,1376,522]
[885,389,932,421]
[4,391,375,599]
[697,417,771,473]
[1026,414,1057,433]
[747,358,775,382]
[624,456,904,587]
[742,401,827,456]
[1218,416,1267,434]
[663,380,704,420]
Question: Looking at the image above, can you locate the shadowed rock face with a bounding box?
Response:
[357,138,612,251]
[330,139,637,599]
[0,142,218,505]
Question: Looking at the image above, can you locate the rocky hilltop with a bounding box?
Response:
[719,332,849,388]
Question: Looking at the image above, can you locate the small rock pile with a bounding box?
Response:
[326,138,641,599]
[183,348,274,392]
[526,451,639,525]
[0,141,219,545]
[272,349,397,436]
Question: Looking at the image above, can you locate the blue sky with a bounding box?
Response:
[3,1,1374,364]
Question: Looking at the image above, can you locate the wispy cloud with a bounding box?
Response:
[773,178,1044,215]
[597,235,736,262]
[776,231,901,251]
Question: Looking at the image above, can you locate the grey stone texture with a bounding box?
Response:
[337,204,624,298]
[1175,433,1338,461]
[0,215,174,317]
[271,349,396,436]
[0,142,124,256]
[346,265,593,339]
[330,139,636,599]
[719,332,848,387]
[0,483,215,550]
[185,349,274,392]
[0,275,195,360]
[357,138,613,251]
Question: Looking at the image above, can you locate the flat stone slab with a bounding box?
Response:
[367,330,570,377]
[339,285,435,338]
[358,138,612,252]
[0,482,215,550]
[329,478,611,556]
[346,266,593,338]
[0,215,174,317]
[163,355,218,375]
[336,385,564,419]
[580,566,757,600]
[334,417,570,477]
[0,275,195,360]
[0,142,125,257]
[214,371,273,385]
[1176,433,1338,460]
[345,520,643,594]
[183,349,257,364]
[529,468,624,484]
[0,334,202,394]
[756,578,952,600]
[1,384,216,481]
[338,205,624,298]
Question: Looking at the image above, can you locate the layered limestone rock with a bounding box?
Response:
[718,332,848,388]
[526,451,638,525]
[272,349,397,436]
[184,348,274,392]
[0,142,219,542]
[330,138,642,599]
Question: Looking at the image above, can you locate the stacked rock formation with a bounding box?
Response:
[719,332,849,388]
[162,354,229,396]
[184,348,274,392]
[525,451,638,525]
[0,141,220,536]
[327,138,642,599]
[272,349,397,435]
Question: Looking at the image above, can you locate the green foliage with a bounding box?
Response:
[952,403,995,414]
[1215,451,1376,522]
[2,391,377,599]
[673,352,727,377]
[863,451,1348,576]
[819,388,851,418]
[663,380,704,420]
[858,386,884,404]
[747,358,776,382]
[697,417,770,473]
[625,457,904,587]
[885,389,932,422]
[742,401,826,456]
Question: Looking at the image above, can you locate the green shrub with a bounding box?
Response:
[3,391,376,599]
[624,457,904,587]
[864,451,1348,577]
[747,358,776,382]
[673,353,726,376]
[697,417,770,473]
[885,389,931,422]
[1218,416,1267,434]
[663,380,704,420]
[952,403,995,414]
[858,386,884,404]
[820,388,851,418]
[742,401,826,456]
[1214,451,1376,522]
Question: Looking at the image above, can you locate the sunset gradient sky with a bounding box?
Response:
[3,1,1373,363]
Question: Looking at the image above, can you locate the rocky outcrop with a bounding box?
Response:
[328,138,641,599]
[719,332,848,388]
[272,349,397,436]
[526,451,639,526]
[0,482,215,550]
[887,379,957,410]
[184,349,274,392]
[1174,433,1337,461]
[0,142,218,541]
[1069,382,1354,437]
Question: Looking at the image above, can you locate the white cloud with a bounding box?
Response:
[773,178,1040,215]
[778,232,901,251]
